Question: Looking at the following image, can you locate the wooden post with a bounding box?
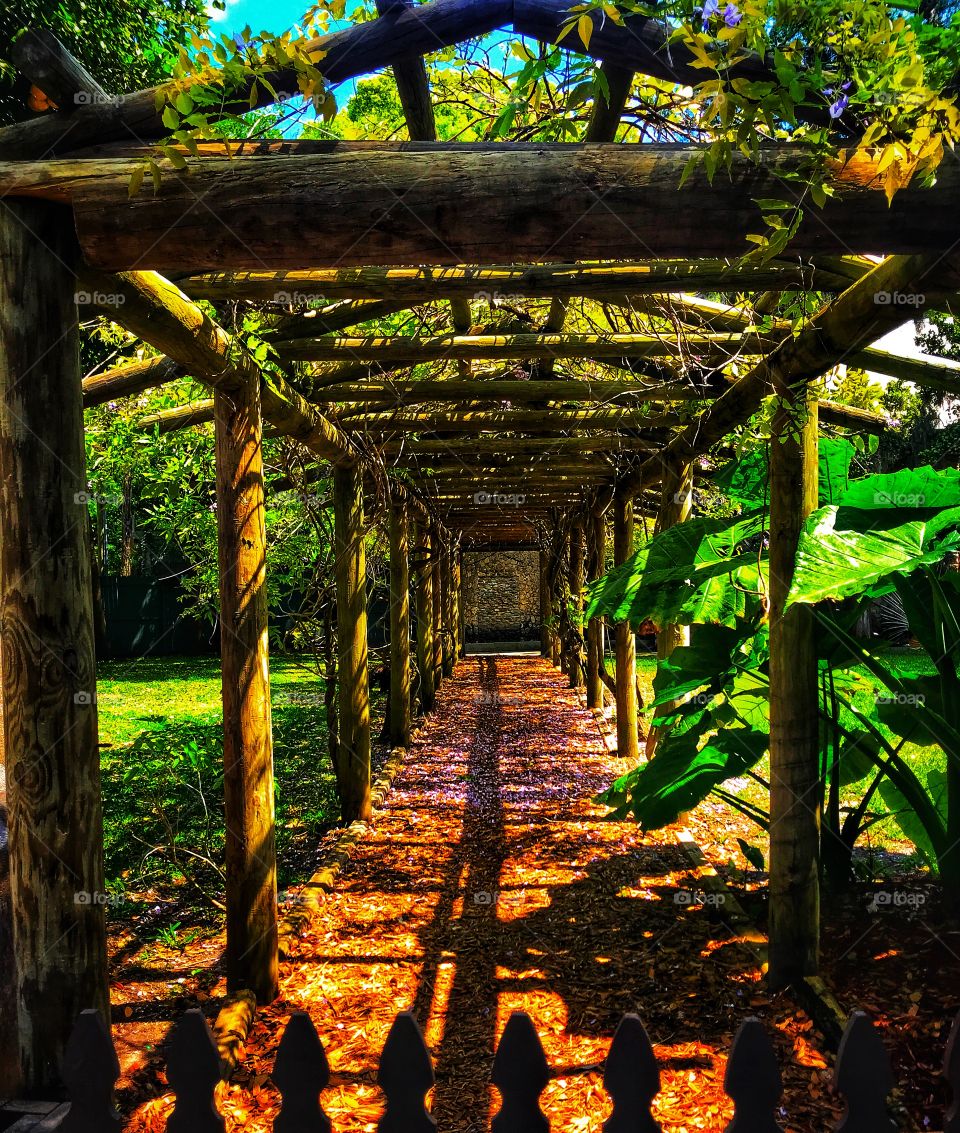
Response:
[414,521,435,713]
[452,549,462,660]
[458,549,466,658]
[548,541,562,667]
[430,529,443,688]
[214,373,279,1003]
[613,489,640,761]
[568,522,585,688]
[0,201,109,1090]
[586,511,606,710]
[539,548,551,657]
[768,390,821,986]
[646,457,693,757]
[441,542,454,677]
[389,501,412,747]
[333,462,372,823]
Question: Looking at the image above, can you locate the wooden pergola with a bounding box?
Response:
[1,7,957,1096]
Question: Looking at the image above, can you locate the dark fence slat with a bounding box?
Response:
[492,1011,550,1133]
[944,1011,960,1132]
[165,1009,227,1133]
[60,1009,121,1133]
[833,1012,896,1133]
[723,1018,783,1133]
[273,1011,332,1133]
[377,1011,436,1133]
[602,1013,660,1133]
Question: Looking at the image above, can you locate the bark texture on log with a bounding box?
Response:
[389,502,412,746]
[768,393,821,987]
[214,375,279,1004]
[414,521,435,713]
[613,490,640,761]
[0,202,109,1091]
[333,463,372,823]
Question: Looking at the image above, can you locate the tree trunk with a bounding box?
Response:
[613,489,640,761]
[332,462,372,823]
[586,511,606,710]
[768,391,821,987]
[0,201,109,1091]
[389,502,412,746]
[214,375,278,1004]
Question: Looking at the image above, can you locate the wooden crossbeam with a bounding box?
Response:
[341,407,679,431]
[380,436,657,456]
[308,378,699,404]
[276,332,746,363]
[182,260,849,303]
[7,146,955,271]
[83,355,183,408]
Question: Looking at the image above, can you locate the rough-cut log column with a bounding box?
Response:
[568,522,585,689]
[414,521,435,713]
[214,374,278,1003]
[646,456,694,758]
[389,501,412,747]
[456,550,465,659]
[768,391,821,986]
[441,543,455,677]
[613,489,640,761]
[0,202,108,1090]
[333,463,372,823]
[430,529,444,687]
[586,511,606,710]
[539,548,551,658]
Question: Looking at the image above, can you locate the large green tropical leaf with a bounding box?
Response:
[713,437,855,507]
[585,509,766,628]
[650,622,756,707]
[879,768,947,871]
[596,728,768,830]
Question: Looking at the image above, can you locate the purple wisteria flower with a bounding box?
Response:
[723,3,742,26]
[701,0,719,27]
[825,79,852,118]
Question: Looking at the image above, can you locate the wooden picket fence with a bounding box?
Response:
[52,1004,960,1131]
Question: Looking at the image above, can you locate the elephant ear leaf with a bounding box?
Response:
[713,436,854,506]
[736,837,765,871]
[596,727,768,831]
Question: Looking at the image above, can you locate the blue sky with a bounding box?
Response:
[206,0,316,39]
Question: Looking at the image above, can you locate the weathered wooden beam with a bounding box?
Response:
[618,254,956,496]
[82,355,184,408]
[268,299,413,343]
[7,147,955,270]
[613,488,640,761]
[333,463,373,822]
[309,378,699,404]
[343,407,678,431]
[0,0,512,159]
[0,202,109,1090]
[388,500,412,746]
[414,520,435,712]
[454,548,465,659]
[11,28,109,112]
[768,390,821,986]
[183,260,847,303]
[441,541,454,677]
[214,370,278,1003]
[277,331,747,364]
[382,436,657,455]
[84,269,359,465]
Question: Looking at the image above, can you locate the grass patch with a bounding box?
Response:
[98,654,385,911]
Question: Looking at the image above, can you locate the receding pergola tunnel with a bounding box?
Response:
[1,3,959,1101]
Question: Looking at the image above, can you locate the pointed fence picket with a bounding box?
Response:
[43,1003,960,1131]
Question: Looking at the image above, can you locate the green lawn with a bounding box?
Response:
[97,655,385,909]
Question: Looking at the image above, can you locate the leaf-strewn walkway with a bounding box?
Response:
[127,654,839,1131]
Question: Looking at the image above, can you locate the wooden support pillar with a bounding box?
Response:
[0,202,109,1090]
[768,389,821,986]
[430,529,443,688]
[548,541,562,667]
[613,489,640,761]
[451,548,463,662]
[414,521,435,713]
[646,457,694,757]
[333,462,372,823]
[539,548,551,658]
[586,511,606,710]
[441,542,454,677]
[568,522,585,689]
[214,373,279,1003]
[389,501,412,747]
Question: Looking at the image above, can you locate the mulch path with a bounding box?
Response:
[116,654,857,1132]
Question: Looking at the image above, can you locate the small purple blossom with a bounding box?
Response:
[723,3,742,26]
[701,0,719,27]
[829,93,849,118]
